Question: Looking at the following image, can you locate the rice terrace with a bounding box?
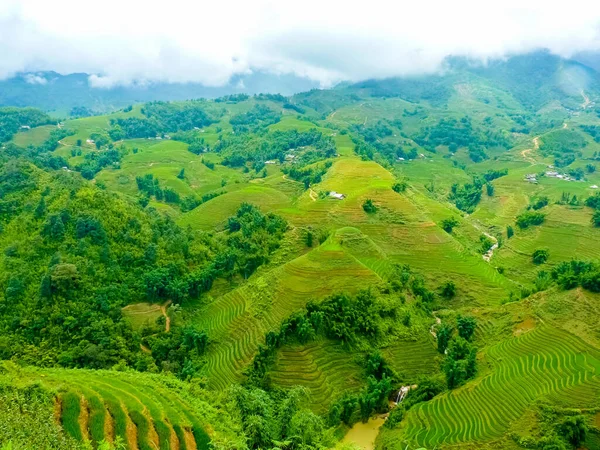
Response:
[3,28,600,450]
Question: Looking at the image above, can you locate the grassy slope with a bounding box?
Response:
[2,364,242,450]
[10,83,600,449]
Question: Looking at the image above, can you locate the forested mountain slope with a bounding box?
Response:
[2,52,600,450]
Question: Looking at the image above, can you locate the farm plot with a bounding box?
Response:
[196,239,381,389]
[400,325,600,448]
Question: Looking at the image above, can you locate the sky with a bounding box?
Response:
[1,0,600,88]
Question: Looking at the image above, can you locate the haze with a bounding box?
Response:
[2,0,600,87]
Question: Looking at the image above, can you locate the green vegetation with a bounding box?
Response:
[3,54,600,450]
[516,211,546,229]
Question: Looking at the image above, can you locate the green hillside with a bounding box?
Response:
[2,53,600,450]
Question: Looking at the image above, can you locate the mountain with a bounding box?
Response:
[0,70,320,115]
[2,50,600,450]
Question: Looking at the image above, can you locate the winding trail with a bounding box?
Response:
[520,136,539,164]
[309,189,318,202]
[161,300,172,333]
[430,313,442,338]
[472,221,499,262]
[581,90,591,109]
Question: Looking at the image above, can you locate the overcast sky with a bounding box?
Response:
[2,0,600,88]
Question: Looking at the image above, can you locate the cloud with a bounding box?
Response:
[1,0,600,88]
[24,73,47,85]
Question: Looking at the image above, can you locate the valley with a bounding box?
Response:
[1,52,600,450]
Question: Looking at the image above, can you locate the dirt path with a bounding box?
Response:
[328,110,338,119]
[472,221,499,262]
[563,122,568,129]
[481,233,499,262]
[79,396,90,441]
[581,90,591,109]
[140,344,151,353]
[104,409,115,444]
[161,300,172,333]
[520,136,539,164]
[309,189,317,202]
[430,314,442,338]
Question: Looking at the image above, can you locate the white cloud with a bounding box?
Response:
[1,0,600,87]
[24,73,47,84]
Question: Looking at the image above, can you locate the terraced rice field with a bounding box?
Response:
[270,340,363,412]
[196,240,382,389]
[41,369,211,450]
[383,336,439,380]
[400,325,600,448]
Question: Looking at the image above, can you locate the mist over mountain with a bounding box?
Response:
[1,51,598,117]
[0,70,319,114]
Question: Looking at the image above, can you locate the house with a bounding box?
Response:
[546,171,559,177]
[591,185,599,189]
[265,160,277,165]
[329,191,346,200]
[398,157,405,161]
[525,173,538,184]
[20,125,31,130]
[285,154,296,161]
[86,139,95,145]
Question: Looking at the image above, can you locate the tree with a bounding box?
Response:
[437,323,453,353]
[362,199,377,213]
[592,210,600,227]
[486,183,494,196]
[441,217,459,233]
[506,225,514,238]
[440,281,456,299]
[177,168,185,179]
[306,230,313,247]
[586,163,596,173]
[532,248,549,265]
[443,336,477,389]
[479,235,494,254]
[516,211,545,229]
[457,315,477,341]
[34,197,46,219]
[76,139,82,147]
[392,181,407,193]
[558,415,588,447]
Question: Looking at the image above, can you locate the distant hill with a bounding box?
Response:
[343,51,600,111]
[0,71,320,116]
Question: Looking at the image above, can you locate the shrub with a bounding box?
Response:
[440,281,456,299]
[529,196,549,210]
[592,210,600,227]
[516,211,545,229]
[362,199,377,213]
[441,217,459,233]
[457,315,477,341]
[532,249,549,265]
[392,181,407,193]
[506,225,514,238]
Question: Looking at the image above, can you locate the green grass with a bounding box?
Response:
[96,140,245,200]
[397,324,600,448]
[60,391,83,441]
[179,183,293,230]
[121,302,164,331]
[11,124,55,147]
[86,394,107,445]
